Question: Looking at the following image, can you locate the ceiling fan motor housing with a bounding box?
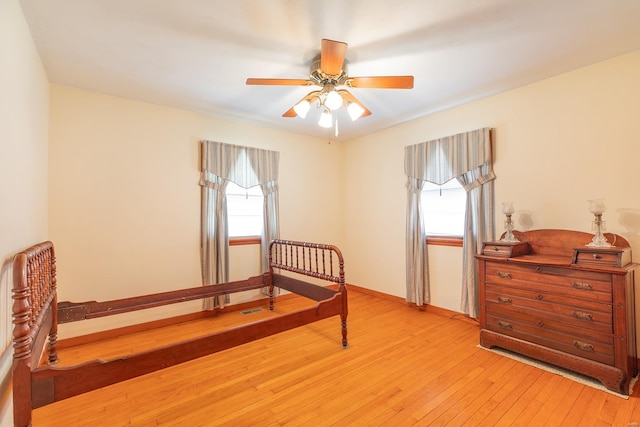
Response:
[310,54,348,86]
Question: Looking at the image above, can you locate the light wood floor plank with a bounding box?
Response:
[31,289,640,426]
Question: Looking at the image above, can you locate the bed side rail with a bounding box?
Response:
[268,240,345,288]
[57,274,267,322]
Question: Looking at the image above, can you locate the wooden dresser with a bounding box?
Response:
[476,229,638,395]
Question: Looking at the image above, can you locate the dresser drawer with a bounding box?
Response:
[485,284,613,334]
[484,261,612,303]
[481,242,530,258]
[572,247,631,268]
[485,313,615,365]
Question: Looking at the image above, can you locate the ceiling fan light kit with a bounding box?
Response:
[293,100,311,118]
[323,87,343,111]
[246,39,414,132]
[347,102,365,121]
[318,109,333,128]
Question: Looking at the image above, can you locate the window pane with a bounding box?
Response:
[226,182,263,237]
[421,180,466,236]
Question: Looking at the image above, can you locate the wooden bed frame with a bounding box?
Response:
[12,239,348,427]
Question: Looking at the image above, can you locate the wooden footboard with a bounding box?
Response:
[269,239,348,348]
[12,241,59,427]
[12,239,348,427]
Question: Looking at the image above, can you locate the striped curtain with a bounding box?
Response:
[199,140,280,309]
[404,127,495,317]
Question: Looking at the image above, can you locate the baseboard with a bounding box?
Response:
[346,283,477,325]
[345,283,406,304]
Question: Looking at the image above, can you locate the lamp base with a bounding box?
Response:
[587,239,612,248]
[588,216,610,248]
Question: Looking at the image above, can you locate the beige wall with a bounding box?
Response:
[49,50,640,330]
[48,84,344,335]
[343,50,640,314]
[0,0,50,425]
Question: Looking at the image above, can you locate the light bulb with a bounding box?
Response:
[347,102,365,121]
[325,90,343,111]
[318,110,332,128]
[293,100,310,118]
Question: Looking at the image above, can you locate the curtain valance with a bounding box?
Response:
[200,140,279,188]
[404,127,494,185]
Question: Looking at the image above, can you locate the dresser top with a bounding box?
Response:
[510,229,629,257]
[479,229,633,270]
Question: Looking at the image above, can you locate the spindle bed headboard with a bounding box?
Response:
[12,239,348,427]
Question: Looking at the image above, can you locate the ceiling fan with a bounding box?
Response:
[246,39,414,130]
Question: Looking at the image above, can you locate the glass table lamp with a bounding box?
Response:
[587,199,611,247]
[501,202,519,242]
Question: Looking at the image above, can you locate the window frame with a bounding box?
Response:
[225,181,264,240]
[229,236,260,246]
[421,179,465,245]
[426,235,463,247]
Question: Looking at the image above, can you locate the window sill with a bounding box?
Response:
[426,236,463,247]
[229,236,261,246]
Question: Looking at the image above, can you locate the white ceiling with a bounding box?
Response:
[20,0,640,142]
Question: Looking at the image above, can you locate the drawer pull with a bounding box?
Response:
[573,340,595,352]
[536,320,544,327]
[497,272,512,280]
[536,294,543,300]
[497,321,513,330]
[593,253,601,260]
[572,282,593,291]
[497,296,512,304]
[572,311,593,321]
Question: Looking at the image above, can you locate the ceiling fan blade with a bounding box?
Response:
[338,90,372,118]
[282,106,298,118]
[246,78,312,86]
[347,76,414,89]
[321,39,348,76]
[282,91,321,118]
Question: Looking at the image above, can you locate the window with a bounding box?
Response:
[226,181,263,237]
[421,179,466,238]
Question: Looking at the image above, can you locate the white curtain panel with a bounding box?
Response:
[404,128,495,317]
[199,140,280,309]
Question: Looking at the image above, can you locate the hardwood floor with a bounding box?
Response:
[32,289,640,426]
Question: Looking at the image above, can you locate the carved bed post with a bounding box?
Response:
[48,245,59,364]
[334,246,348,349]
[265,272,275,312]
[267,242,275,312]
[13,252,33,427]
